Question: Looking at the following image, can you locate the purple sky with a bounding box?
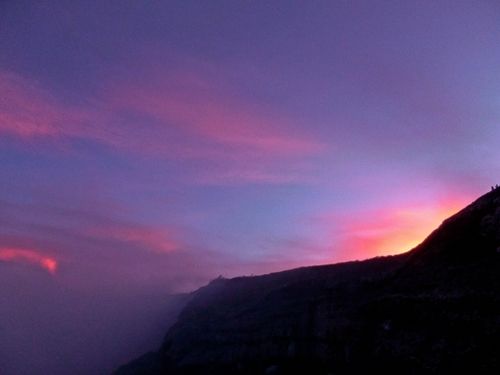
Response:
[1,1,500,373]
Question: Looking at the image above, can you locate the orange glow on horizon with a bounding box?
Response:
[0,247,58,274]
[334,197,469,261]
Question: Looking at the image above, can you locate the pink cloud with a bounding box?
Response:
[0,72,64,137]
[0,247,58,274]
[0,199,219,290]
[0,69,324,184]
[0,199,184,256]
[0,71,111,144]
[108,75,322,156]
[0,69,323,157]
[84,223,180,254]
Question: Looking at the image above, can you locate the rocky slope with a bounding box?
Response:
[116,189,500,374]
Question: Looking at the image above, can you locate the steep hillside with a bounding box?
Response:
[116,189,500,374]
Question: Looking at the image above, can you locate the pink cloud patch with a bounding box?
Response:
[0,72,63,137]
[85,224,179,253]
[0,247,58,274]
[0,71,111,146]
[109,75,322,156]
[0,69,324,184]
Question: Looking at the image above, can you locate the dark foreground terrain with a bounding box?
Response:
[116,189,500,374]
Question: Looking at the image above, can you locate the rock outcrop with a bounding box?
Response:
[116,189,500,374]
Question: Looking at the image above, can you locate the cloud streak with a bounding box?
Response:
[108,71,323,156]
[0,199,182,256]
[0,68,324,185]
[0,247,58,274]
[0,195,226,292]
[0,72,64,137]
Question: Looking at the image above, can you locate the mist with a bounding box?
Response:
[0,263,188,375]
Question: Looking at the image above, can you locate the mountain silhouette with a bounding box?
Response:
[116,189,500,374]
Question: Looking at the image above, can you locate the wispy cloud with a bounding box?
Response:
[0,71,70,137]
[0,199,182,256]
[0,196,226,291]
[0,69,324,185]
[108,71,323,156]
[0,247,58,274]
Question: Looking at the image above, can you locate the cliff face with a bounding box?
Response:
[116,190,500,374]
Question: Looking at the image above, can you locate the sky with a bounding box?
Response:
[1,1,500,373]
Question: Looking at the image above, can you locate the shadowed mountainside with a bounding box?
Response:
[116,189,500,374]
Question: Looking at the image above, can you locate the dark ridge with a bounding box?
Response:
[116,189,500,374]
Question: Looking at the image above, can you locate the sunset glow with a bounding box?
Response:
[2,1,500,373]
[330,197,469,261]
